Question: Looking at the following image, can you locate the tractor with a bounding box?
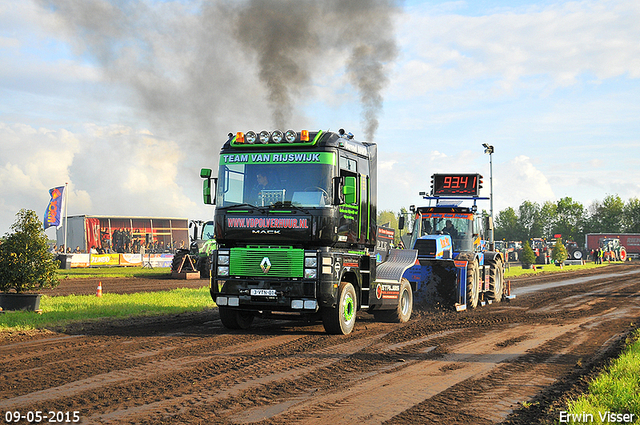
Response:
[171,220,216,278]
[600,238,627,262]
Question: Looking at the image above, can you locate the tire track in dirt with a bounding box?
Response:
[231,321,588,424]
[0,333,306,409]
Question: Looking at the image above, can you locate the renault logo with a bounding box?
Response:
[260,257,271,273]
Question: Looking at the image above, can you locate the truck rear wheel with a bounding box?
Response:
[373,279,413,323]
[487,259,504,303]
[466,260,480,309]
[322,281,357,335]
[219,307,254,330]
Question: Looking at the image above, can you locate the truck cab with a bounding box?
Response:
[201,129,417,334]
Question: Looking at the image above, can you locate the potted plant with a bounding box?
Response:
[0,209,60,311]
[552,238,568,268]
[520,240,536,269]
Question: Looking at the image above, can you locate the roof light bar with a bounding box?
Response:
[229,129,318,147]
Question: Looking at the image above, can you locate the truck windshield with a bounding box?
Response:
[217,162,333,208]
[411,213,474,252]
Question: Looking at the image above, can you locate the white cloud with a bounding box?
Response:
[0,121,207,236]
[376,148,558,217]
[394,1,640,97]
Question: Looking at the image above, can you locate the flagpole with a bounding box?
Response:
[64,182,68,252]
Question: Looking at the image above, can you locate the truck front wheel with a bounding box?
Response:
[219,307,254,330]
[322,281,357,335]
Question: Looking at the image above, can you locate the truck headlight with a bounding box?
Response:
[304,257,317,268]
[304,268,317,279]
[285,129,297,143]
[218,266,229,277]
[218,255,229,266]
[245,131,257,144]
[259,130,270,144]
[271,129,284,143]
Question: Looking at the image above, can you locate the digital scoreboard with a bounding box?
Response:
[431,173,482,196]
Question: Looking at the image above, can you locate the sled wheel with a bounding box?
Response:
[219,307,254,330]
[488,259,504,302]
[322,281,357,335]
[373,278,413,323]
[466,260,480,308]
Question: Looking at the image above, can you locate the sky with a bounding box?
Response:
[1,0,639,238]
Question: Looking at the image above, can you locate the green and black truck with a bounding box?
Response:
[200,129,417,334]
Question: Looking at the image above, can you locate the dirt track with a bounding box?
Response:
[1,263,640,424]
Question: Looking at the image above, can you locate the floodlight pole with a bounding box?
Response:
[482,144,494,250]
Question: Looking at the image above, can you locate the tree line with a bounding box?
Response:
[494,195,640,246]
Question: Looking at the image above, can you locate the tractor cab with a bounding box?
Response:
[408,204,484,258]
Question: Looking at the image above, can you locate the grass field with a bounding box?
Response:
[564,329,640,424]
[0,286,213,332]
[504,261,610,279]
[57,267,172,279]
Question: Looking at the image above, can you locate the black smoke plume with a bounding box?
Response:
[37,0,399,141]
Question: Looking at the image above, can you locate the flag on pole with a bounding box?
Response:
[44,186,65,229]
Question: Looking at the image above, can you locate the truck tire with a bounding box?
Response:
[322,281,357,335]
[219,307,254,330]
[466,260,480,309]
[373,279,413,323]
[487,259,504,303]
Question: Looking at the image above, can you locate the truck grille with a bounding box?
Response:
[415,239,436,257]
[229,247,304,278]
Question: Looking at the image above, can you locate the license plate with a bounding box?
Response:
[250,289,277,296]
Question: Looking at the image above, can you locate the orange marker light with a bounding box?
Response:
[236,132,245,143]
[301,130,309,141]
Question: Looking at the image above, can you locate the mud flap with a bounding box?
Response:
[454,260,467,311]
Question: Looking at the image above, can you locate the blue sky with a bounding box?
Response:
[1,0,639,237]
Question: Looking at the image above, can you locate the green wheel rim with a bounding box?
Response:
[343,294,355,323]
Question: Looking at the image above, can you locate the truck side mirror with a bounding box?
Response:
[201,168,217,205]
[343,176,356,204]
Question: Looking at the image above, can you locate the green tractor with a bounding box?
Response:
[171,220,216,278]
